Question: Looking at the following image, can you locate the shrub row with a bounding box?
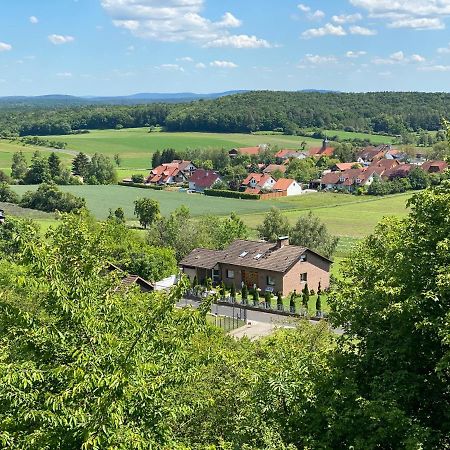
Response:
[118,182,164,191]
[204,189,260,200]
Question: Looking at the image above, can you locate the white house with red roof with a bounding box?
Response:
[188,169,222,193]
[309,139,335,158]
[147,160,196,185]
[241,173,276,193]
[229,145,267,158]
[273,178,303,196]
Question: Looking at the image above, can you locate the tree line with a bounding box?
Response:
[1,91,450,137]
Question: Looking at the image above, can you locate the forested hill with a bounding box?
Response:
[1,90,450,137]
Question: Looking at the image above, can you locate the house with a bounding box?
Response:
[107,263,154,293]
[309,139,335,158]
[188,169,222,193]
[0,209,4,224]
[180,237,331,296]
[357,145,392,164]
[147,160,196,185]
[273,178,303,196]
[383,164,415,180]
[320,167,381,192]
[330,162,360,172]
[263,164,287,175]
[275,149,308,161]
[229,145,267,158]
[241,173,276,193]
[421,160,448,174]
[369,158,401,173]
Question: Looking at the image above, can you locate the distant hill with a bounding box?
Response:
[0,91,249,107]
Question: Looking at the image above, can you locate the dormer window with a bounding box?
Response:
[239,251,248,257]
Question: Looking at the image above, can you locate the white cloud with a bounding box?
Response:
[418,65,450,72]
[298,4,311,13]
[346,50,367,58]
[438,43,450,53]
[332,13,362,24]
[388,17,444,29]
[373,51,426,64]
[195,62,206,69]
[29,16,39,24]
[297,4,325,21]
[48,34,75,45]
[156,63,185,72]
[56,72,73,77]
[210,60,238,68]
[411,54,426,62]
[304,54,338,64]
[350,0,450,30]
[302,23,346,38]
[205,34,272,48]
[0,42,12,52]
[100,0,271,48]
[349,25,377,35]
[177,56,193,62]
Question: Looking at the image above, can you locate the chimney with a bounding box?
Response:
[276,236,289,248]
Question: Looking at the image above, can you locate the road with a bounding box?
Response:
[177,298,344,334]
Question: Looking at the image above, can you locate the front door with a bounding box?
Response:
[242,270,258,288]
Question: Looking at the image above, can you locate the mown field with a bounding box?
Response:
[323,129,396,144]
[33,129,326,170]
[10,185,413,239]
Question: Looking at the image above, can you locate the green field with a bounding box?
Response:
[9,186,413,242]
[323,129,396,144]
[25,129,324,170]
[0,140,75,174]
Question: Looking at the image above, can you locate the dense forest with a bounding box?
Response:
[0,91,450,137]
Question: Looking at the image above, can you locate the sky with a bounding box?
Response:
[1,0,450,96]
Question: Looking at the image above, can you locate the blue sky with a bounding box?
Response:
[1,0,450,96]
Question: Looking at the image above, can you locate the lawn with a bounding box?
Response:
[9,186,413,244]
[323,129,396,144]
[0,140,74,174]
[30,128,324,170]
[10,184,309,219]
[241,192,413,238]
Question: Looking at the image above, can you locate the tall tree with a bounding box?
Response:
[290,212,338,258]
[134,197,160,229]
[11,151,28,181]
[24,151,51,184]
[328,183,450,448]
[72,152,90,178]
[48,152,62,179]
[257,207,291,242]
[87,153,117,184]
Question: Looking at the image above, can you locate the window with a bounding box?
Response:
[267,275,276,286]
[239,251,248,257]
[300,254,307,262]
[254,253,263,260]
[300,273,307,282]
[227,270,234,279]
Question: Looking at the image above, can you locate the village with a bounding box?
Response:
[128,139,449,198]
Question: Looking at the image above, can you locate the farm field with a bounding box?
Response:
[32,128,326,169]
[323,129,396,144]
[0,140,74,174]
[9,185,413,240]
[240,192,413,237]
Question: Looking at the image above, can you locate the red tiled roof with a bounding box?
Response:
[244,187,261,194]
[231,146,262,156]
[242,173,274,187]
[263,164,287,174]
[333,162,357,171]
[421,160,448,173]
[273,178,295,191]
[147,164,180,183]
[189,169,221,188]
[370,159,400,171]
[383,164,415,179]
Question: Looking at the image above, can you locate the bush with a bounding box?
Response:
[0,183,20,203]
[19,183,85,213]
[131,174,145,183]
[118,182,163,190]
[204,189,260,200]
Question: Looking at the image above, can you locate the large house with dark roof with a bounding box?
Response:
[188,169,222,192]
[180,238,331,296]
